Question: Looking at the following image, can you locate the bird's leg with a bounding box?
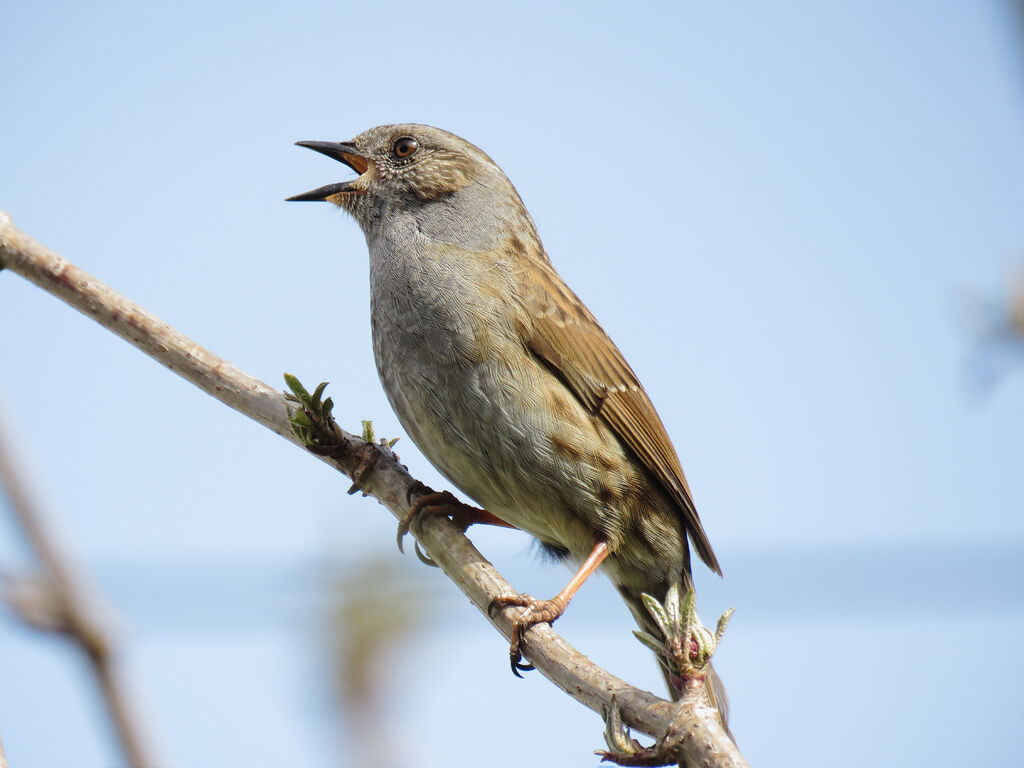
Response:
[397,484,515,554]
[489,539,610,676]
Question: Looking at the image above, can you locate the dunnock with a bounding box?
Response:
[289,125,726,715]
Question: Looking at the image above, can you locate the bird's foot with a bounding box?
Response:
[398,484,512,566]
[487,592,568,677]
[397,488,469,566]
[399,488,478,546]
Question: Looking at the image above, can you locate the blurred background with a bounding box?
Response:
[2,1,1023,765]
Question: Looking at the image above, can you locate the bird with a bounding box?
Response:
[288,124,726,715]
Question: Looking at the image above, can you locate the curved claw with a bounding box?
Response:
[397,490,461,557]
[509,627,536,677]
[511,658,536,678]
[413,541,438,567]
[488,592,570,678]
[398,482,431,553]
[492,597,541,677]
[405,480,429,507]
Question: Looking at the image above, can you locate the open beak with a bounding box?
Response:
[287,141,370,202]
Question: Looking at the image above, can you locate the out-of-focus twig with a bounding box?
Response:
[962,269,1024,393]
[328,557,434,768]
[1009,272,1024,339]
[0,415,156,768]
[0,730,8,768]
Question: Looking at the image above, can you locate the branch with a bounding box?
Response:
[0,211,748,766]
[0,414,156,768]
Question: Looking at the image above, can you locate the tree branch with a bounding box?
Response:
[0,211,748,767]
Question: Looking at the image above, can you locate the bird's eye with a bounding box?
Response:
[393,137,419,159]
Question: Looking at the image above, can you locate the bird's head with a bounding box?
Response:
[288,123,518,232]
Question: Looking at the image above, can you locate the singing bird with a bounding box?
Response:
[288,124,725,710]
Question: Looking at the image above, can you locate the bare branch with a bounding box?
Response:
[0,211,748,766]
[0,414,156,768]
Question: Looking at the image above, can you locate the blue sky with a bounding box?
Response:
[2,1,1023,766]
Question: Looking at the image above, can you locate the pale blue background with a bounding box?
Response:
[2,1,1023,766]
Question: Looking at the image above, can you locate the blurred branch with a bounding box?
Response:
[0,212,747,767]
[1010,0,1024,83]
[328,558,434,768]
[962,269,1024,392]
[1010,273,1024,339]
[0,731,7,768]
[0,414,155,767]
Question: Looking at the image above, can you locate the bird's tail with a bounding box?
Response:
[616,582,734,741]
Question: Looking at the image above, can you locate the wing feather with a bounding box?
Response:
[521,259,721,575]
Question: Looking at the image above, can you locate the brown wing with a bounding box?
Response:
[521,258,721,575]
